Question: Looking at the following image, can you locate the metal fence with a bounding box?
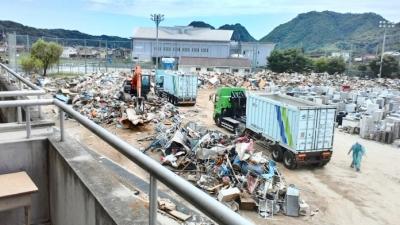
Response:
[5,33,138,74]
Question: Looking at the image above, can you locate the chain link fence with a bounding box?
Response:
[5,33,140,74]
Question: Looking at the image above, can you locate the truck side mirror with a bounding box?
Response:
[210,93,216,103]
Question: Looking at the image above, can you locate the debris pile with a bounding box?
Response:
[144,116,309,218]
[199,70,400,92]
[38,72,167,127]
[199,71,400,144]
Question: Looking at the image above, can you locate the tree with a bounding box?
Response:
[358,64,367,72]
[314,57,328,73]
[369,55,399,78]
[325,57,346,75]
[20,55,42,74]
[267,49,312,73]
[30,39,62,76]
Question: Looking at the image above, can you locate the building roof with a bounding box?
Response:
[133,26,233,42]
[180,57,251,68]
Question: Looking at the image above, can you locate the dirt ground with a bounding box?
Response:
[54,88,400,225]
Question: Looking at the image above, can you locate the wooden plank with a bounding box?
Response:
[168,210,192,221]
[0,172,38,198]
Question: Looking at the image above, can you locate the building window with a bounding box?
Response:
[232,69,239,73]
[245,69,250,72]
[182,48,190,52]
[201,48,209,53]
[243,51,246,54]
[207,67,214,71]
[195,67,201,71]
[192,48,199,52]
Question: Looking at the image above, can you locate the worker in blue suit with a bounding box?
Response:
[348,142,366,172]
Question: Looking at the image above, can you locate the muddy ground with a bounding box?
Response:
[50,88,400,225]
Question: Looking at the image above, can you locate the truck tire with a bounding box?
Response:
[214,114,222,127]
[283,151,297,169]
[272,146,284,162]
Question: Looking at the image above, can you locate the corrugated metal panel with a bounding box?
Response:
[163,73,198,99]
[246,93,335,152]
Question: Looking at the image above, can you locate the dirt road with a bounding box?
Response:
[61,88,400,225]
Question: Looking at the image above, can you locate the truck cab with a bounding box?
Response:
[212,87,246,132]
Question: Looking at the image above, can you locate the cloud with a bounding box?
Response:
[85,0,400,21]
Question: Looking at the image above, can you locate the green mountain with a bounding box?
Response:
[0,20,131,48]
[260,11,400,54]
[188,21,215,29]
[218,23,256,42]
[189,21,255,42]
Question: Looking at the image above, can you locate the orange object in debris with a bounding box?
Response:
[131,65,142,97]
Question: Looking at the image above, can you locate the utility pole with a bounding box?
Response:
[151,14,164,70]
[378,21,395,78]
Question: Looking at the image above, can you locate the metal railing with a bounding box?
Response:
[0,63,46,122]
[0,98,253,225]
[0,66,253,225]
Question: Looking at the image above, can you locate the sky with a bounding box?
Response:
[0,0,399,39]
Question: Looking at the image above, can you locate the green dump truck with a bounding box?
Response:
[212,87,336,169]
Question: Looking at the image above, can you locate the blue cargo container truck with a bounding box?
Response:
[162,72,198,105]
[213,87,336,169]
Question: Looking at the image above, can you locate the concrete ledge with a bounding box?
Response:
[49,134,149,225]
[0,120,55,133]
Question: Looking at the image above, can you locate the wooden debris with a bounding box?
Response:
[168,210,192,221]
[217,187,241,202]
[239,195,256,210]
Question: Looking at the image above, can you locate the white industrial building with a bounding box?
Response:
[179,57,251,74]
[132,26,232,61]
[132,26,275,68]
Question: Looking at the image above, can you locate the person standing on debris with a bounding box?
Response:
[348,142,366,172]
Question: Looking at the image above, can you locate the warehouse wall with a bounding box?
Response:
[133,39,231,61]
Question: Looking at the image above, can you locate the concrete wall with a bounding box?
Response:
[0,138,50,225]
[48,142,116,225]
[0,133,148,225]
[0,74,39,123]
[179,65,251,75]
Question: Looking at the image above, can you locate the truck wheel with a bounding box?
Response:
[214,115,222,127]
[283,151,297,169]
[318,161,329,167]
[272,146,284,162]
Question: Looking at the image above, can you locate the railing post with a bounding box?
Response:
[59,108,65,142]
[149,175,158,225]
[38,95,42,119]
[17,97,22,124]
[26,107,31,138]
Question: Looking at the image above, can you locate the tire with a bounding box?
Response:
[214,114,222,127]
[272,146,284,162]
[318,161,329,167]
[283,151,297,169]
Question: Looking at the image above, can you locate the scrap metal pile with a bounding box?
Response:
[37,72,164,127]
[143,111,309,218]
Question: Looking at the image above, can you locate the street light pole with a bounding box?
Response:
[151,14,164,70]
[378,20,395,78]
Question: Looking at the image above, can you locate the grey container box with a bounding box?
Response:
[284,185,300,217]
